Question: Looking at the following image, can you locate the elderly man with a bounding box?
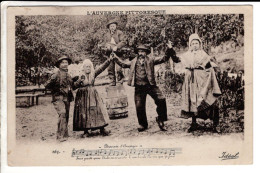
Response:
[102,19,127,86]
[114,42,180,132]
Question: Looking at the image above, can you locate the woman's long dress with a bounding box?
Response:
[180,50,222,121]
[73,85,109,130]
[73,60,110,131]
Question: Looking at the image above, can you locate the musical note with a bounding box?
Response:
[169,150,175,156]
[71,148,181,159]
[121,150,126,156]
[108,149,114,156]
[138,149,144,156]
[114,151,119,156]
[145,149,151,155]
[94,150,99,156]
[71,148,76,157]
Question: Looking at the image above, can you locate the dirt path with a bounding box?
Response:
[16,83,244,143]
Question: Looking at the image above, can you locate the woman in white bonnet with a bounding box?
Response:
[73,57,113,137]
[180,33,222,133]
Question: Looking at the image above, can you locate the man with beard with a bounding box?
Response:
[113,42,180,132]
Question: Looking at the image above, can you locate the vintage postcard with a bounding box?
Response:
[4,5,252,166]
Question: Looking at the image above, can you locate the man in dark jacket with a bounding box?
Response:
[102,19,127,86]
[44,55,74,142]
[114,42,180,132]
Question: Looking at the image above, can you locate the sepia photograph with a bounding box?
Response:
[15,14,245,141]
[3,5,253,166]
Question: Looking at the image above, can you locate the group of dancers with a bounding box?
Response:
[45,19,221,142]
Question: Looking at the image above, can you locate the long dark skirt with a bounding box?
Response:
[73,86,109,131]
[181,101,220,125]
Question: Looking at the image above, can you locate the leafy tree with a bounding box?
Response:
[15,14,244,86]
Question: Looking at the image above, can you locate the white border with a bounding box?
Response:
[1,1,259,173]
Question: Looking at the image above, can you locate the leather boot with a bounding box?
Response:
[156,117,167,131]
[137,125,148,132]
[100,127,111,136]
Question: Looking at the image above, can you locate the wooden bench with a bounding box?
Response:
[34,93,46,105]
[16,87,46,94]
[16,93,46,107]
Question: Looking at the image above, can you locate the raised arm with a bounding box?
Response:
[154,48,180,65]
[154,41,180,65]
[154,54,170,65]
[114,55,131,68]
[171,54,181,63]
[94,58,112,78]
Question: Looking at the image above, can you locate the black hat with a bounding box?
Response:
[107,19,118,28]
[55,55,72,68]
[135,44,151,54]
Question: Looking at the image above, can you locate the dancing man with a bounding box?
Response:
[114,42,180,132]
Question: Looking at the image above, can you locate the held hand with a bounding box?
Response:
[76,75,85,83]
[110,52,119,60]
[97,43,102,49]
[109,53,116,61]
[75,78,82,86]
[166,40,173,49]
[109,45,113,51]
[112,46,118,52]
[109,56,114,62]
[104,44,112,51]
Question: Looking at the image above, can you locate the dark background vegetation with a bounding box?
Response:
[15,14,244,86]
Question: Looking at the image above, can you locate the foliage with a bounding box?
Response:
[15,14,244,86]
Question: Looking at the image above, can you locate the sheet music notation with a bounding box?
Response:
[71,148,181,159]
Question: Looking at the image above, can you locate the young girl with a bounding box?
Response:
[73,57,112,137]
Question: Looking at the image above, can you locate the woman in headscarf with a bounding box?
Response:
[73,57,113,137]
[180,33,222,133]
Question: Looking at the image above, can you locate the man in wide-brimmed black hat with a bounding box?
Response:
[55,55,72,68]
[101,19,127,86]
[44,55,74,142]
[114,42,181,132]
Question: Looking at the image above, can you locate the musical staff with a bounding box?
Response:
[71,148,181,159]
